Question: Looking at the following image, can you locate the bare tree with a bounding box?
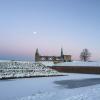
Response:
[80,49,91,62]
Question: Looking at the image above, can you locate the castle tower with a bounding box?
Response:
[61,48,64,61]
[61,48,63,57]
[35,48,40,62]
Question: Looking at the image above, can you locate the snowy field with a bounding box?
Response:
[54,61,100,67]
[0,73,100,100]
[0,61,63,79]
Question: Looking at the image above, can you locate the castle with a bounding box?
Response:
[35,48,71,63]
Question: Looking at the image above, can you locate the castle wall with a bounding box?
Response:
[50,66,100,74]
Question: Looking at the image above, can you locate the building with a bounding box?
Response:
[35,48,71,63]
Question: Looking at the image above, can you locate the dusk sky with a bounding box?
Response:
[0,0,100,61]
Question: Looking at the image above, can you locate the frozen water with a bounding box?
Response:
[0,73,100,100]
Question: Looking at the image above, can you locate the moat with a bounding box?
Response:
[1,74,100,100]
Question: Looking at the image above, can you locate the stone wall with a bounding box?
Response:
[50,66,100,74]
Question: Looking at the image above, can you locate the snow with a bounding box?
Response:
[0,61,63,79]
[38,61,54,66]
[1,73,100,100]
[54,61,100,67]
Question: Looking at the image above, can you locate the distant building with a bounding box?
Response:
[35,48,71,63]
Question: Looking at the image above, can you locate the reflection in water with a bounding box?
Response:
[54,78,100,89]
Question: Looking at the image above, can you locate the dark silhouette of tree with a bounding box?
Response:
[80,49,91,62]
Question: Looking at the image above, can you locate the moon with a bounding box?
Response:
[33,32,37,35]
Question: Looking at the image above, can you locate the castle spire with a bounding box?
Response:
[61,48,63,57]
[36,48,39,55]
[35,48,40,62]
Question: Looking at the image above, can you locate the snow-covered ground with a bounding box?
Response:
[0,73,100,100]
[0,61,63,79]
[54,61,100,67]
[38,61,100,67]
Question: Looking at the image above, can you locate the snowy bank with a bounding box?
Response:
[0,60,64,79]
[54,61,100,67]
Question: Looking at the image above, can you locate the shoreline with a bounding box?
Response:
[0,74,65,80]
